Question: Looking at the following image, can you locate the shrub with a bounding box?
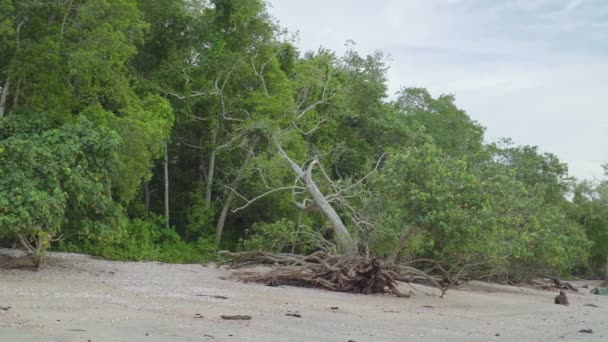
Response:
[59,215,216,263]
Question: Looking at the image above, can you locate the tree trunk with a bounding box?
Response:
[387,226,417,265]
[274,140,357,255]
[205,121,219,207]
[303,168,358,255]
[215,191,235,245]
[0,78,10,118]
[12,78,21,108]
[163,144,170,229]
[198,137,207,183]
[215,137,257,245]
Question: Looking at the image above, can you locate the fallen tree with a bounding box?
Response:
[219,250,448,298]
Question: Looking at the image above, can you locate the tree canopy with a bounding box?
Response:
[0,0,604,280]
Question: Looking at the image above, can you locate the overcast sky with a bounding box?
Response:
[267,0,608,181]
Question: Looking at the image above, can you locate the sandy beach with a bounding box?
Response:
[1,250,607,342]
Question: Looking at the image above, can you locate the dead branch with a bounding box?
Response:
[251,48,283,96]
[326,153,388,201]
[221,315,252,320]
[227,185,306,212]
[159,89,217,100]
[271,139,357,255]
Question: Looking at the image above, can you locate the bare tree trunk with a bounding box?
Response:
[215,191,235,245]
[1,19,27,118]
[198,137,207,183]
[274,140,357,255]
[215,138,257,245]
[0,78,10,118]
[163,144,170,229]
[205,121,219,207]
[0,19,26,118]
[16,234,45,269]
[303,168,357,255]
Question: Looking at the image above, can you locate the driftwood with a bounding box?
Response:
[0,253,39,269]
[221,315,252,320]
[218,251,449,298]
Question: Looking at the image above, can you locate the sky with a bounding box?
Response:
[267,0,608,181]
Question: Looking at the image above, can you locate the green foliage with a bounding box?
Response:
[3,0,173,204]
[241,219,296,253]
[0,0,597,278]
[569,181,608,277]
[0,117,122,251]
[394,87,485,158]
[367,133,589,278]
[7,0,146,116]
[185,191,216,240]
[60,215,216,263]
[241,218,321,254]
[491,140,573,203]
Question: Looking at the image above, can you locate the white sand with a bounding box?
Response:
[1,249,607,342]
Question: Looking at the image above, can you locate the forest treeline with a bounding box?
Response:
[0,0,606,280]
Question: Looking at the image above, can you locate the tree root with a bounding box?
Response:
[218,251,446,298]
[551,277,578,292]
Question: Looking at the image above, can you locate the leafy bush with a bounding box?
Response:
[367,137,590,279]
[242,219,297,253]
[185,191,216,241]
[0,117,122,264]
[59,215,216,263]
[241,218,322,254]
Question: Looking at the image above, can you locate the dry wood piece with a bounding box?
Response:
[195,294,228,299]
[219,251,428,298]
[0,254,38,269]
[220,315,252,320]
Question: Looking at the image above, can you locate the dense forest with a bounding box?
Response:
[0,0,606,282]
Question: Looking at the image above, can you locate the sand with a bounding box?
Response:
[1,249,607,342]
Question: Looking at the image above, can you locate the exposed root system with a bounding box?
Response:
[219,251,448,298]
